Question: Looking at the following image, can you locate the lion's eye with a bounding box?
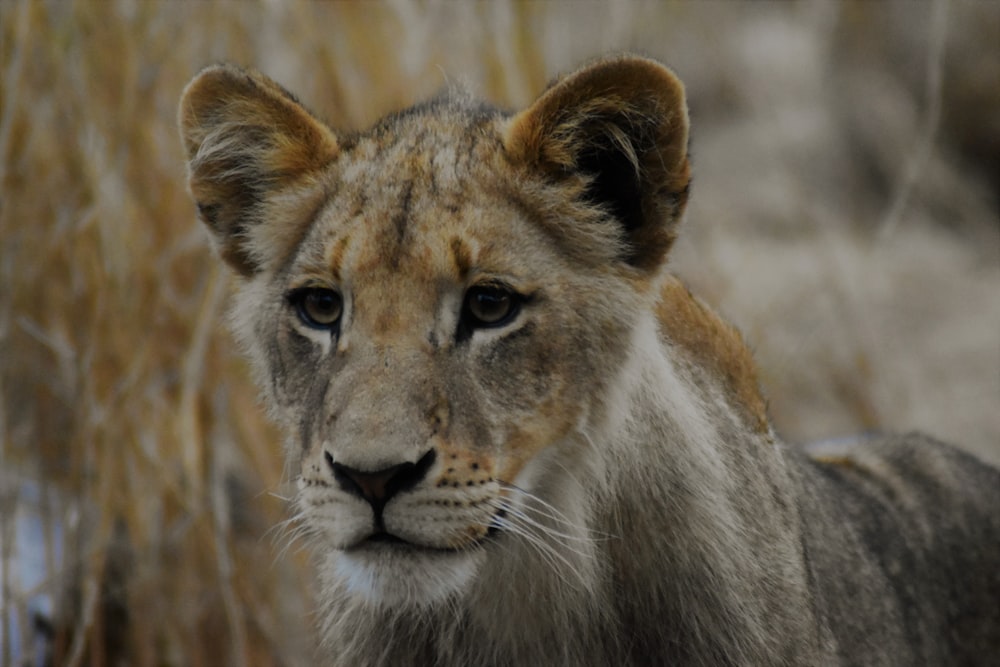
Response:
[290,288,343,330]
[462,284,521,329]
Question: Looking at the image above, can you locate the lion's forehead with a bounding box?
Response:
[340,112,504,197]
[325,122,496,238]
[271,109,611,474]
[288,124,557,333]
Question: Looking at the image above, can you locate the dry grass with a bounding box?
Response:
[1,1,996,665]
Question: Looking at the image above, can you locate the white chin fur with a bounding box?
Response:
[326,545,483,608]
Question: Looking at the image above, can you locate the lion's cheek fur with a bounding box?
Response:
[470,302,633,485]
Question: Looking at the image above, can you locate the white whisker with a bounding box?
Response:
[498,481,617,541]
[484,493,597,592]
[488,498,596,547]
[263,510,313,566]
[490,510,579,583]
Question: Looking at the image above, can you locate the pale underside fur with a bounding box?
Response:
[179,56,1000,665]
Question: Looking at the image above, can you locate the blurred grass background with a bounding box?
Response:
[1,1,997,665]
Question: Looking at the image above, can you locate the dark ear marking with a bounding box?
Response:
[578,130,646,234]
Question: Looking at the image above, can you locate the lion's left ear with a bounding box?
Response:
[504,56,690,273]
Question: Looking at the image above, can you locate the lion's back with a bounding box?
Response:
[796,433,1000,665]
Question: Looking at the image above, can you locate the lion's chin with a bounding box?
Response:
[324,539,485,608]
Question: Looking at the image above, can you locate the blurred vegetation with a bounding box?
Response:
[1,1,996,665]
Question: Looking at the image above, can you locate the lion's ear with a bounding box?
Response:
[504,56,690,273]
[178,65,339,276]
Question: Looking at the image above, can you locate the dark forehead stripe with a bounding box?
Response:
[449,236,472,280]
[383,179,415,271]
[393,181,414,245]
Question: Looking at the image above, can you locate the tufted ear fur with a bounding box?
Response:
[178,65,339,276]
[504,56,691,273]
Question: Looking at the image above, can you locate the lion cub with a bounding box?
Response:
[179,56,1000,665]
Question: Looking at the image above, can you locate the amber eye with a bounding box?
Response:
[290,288,342,330]
[462,284,521,329]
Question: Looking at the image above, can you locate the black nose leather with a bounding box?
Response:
[326,449,436,510]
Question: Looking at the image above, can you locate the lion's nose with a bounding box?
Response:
[326,449,436,509]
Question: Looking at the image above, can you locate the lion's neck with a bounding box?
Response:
[655,274,770,434]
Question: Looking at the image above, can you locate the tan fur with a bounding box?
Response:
[657,275,770,434]
[180,56,1000,666]
[179,64,339,275]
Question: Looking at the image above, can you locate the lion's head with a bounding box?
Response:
[179,56,690,607]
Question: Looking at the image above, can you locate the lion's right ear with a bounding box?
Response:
[178,65,339,276]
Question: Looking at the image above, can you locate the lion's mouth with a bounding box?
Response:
[362,531,411,547]
[344,531,414,551]
[333,528,488,605]
[346,524,500,554]
[347,531,459,554]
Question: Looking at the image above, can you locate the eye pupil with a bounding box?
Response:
[464,285,519,328]
[293,288,342,329]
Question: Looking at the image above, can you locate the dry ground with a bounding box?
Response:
[1,2,997,665]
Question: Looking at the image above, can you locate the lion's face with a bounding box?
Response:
[234,114,636,604]
[179,58,690,606]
